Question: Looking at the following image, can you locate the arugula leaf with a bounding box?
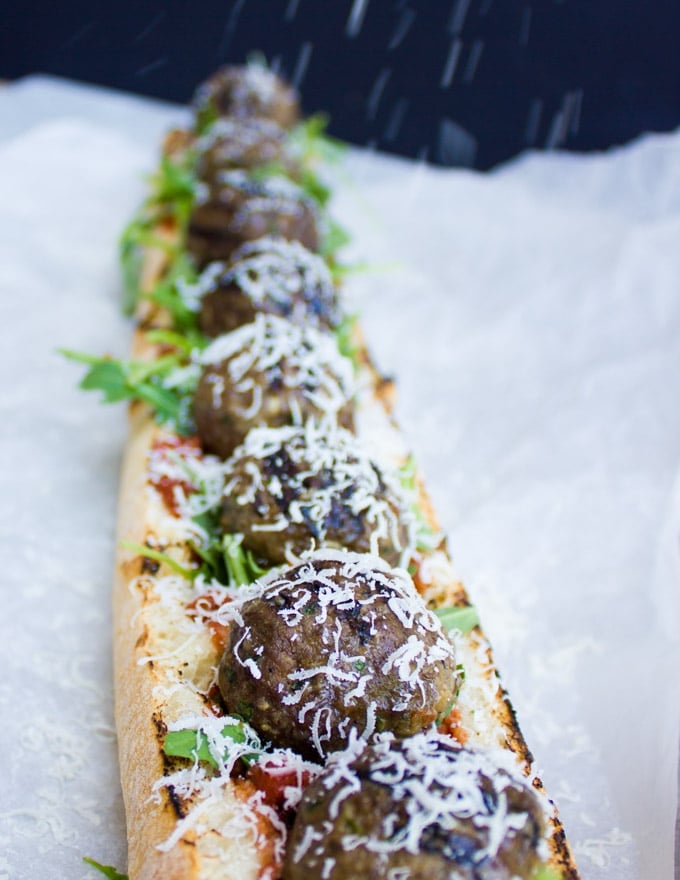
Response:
[145,253,202,337]
[398,456,443,552]
[83,857,128,880]
[187,527,227,581]
[243,114,348,241]
[288,114,347,168]
[60,349,198,434]
[121,508,264,587]
[531,867,563,880]
[119,153,198,315]
[299,168,332,207]
[119,212,183,317]
[329,259,372,283]
[249,160,289,183]
[284,115,357,272]
[195,99,219,134]
[120,540,198,581]
[164,727,217,764]
[164,722,258,768]
[79,360,130,402]
[320,217,352,260]
[120,219,146,316]
[143,452,246,585]
[434,605,480,634]
[151,155,197,218]
[249,159,333,211]
[334,312,362,372]
[145,328,205,356]
[399,454,419,490]
[172,517,269,586]
[222,533,268,586]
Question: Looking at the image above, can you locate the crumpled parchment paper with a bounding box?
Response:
[0,76,677,880]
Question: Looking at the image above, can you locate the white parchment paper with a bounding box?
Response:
[0,77,677,880]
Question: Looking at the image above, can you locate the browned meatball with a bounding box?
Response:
[193,314,355,459]
[283,734,548,880]
[187,171,319,267]
[220,423,415,567]
[194,117,293,184]
[192,64,300,129]
[218,552,458,760]
[197,237,341,338]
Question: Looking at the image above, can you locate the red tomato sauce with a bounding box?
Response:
[149,435,202,516]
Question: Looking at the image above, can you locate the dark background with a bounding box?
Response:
[2,0,678,169]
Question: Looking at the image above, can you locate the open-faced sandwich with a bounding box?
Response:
[66,60,580,880]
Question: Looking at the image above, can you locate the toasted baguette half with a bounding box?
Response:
[112,123,580,880]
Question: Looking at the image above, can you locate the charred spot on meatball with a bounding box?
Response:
[197,238,341,338]
[194,117,293,184]
[187,171,319,267]
[219,423,415,567]
[218,552,458,760]
[283,733,547,880]
[193,314,355,459]
[192,64,300,129]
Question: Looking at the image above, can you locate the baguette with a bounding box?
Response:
[81,62,581,880]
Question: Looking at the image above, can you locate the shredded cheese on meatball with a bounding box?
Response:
[199,313,354,423]
[196,117,285,161]
[199,169,317,230]
[223,422,417,566]
[231,236,335,316]
[293,733,549,868]
[220,551,457,757]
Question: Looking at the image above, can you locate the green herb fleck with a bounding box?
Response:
[320,217,351,260]
[120,540,198,581]
[374,714,388,732]
[434,605,480,634]
[179,525,270,587]
[119,152,197,315]
[222,533,268,586]
[145,253,203,338]
[531,866,563,880]
[288,114,347,169]
[303,601,320,616]
[150,154,197,220]
[436,696,457,724]
[398,456,442,552]
[236,701,254,723]
[194,95,219,134]
[60,348,199,435]
[164,721,258,768]
[334,312,362,372]
[83,857,128,880]
[299,167,332,207]
[399,455,419,492]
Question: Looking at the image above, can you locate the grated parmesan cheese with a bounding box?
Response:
[219,551,458,759]
[222,422,417,568]
[289,732,550,874]
[199,312,354,424]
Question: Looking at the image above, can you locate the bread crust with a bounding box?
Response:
[114,407,193,879]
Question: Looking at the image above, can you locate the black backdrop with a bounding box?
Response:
[2,0,678,169]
